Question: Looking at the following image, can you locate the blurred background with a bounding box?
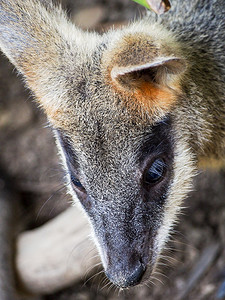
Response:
[0,0,224,299]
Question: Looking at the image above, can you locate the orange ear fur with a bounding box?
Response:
[133,81,179,112]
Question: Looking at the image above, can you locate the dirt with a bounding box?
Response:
[0,0,224,299]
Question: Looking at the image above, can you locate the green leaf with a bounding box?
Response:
[131,0,151,10]
[131,0,171,14]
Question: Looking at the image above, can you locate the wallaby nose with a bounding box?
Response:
[125,262,146,287]
[106,261,146,288]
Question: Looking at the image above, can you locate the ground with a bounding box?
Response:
[0,0,224,299]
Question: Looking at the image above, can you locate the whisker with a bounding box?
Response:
[36,182,68,220]
[154,270,169,280]
[100,279,111,291]
[151,274,164,285]
[83,269,104,287]
[107,282,115,294]
[86,261,102,271]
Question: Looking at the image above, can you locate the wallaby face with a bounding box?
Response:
[0,0,224,289]
[52,35,194,286]
[57,113,176,287]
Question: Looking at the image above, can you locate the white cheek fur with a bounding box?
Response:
[155,140,197,256]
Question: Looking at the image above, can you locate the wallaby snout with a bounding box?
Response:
[103,234,154,287]
[88,199,157,288]
[99,232,151,288]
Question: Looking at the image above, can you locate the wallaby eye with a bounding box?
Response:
[144,158,166,184]
[71,174,85,191]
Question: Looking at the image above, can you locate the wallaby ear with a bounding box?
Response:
[103,33,186,116]
[0,0,87,122]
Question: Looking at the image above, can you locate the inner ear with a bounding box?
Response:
[111,57,186,91]
[116,67,158,90]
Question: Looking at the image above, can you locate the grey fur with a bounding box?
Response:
[158,0,225,157]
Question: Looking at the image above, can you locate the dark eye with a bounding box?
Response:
[71,174,85,191]
[144,158,166,184]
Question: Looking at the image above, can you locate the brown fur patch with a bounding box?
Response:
[109,78,179,116]
[134,81,177,112]
[21,51,66,122]
[103,59,180,116]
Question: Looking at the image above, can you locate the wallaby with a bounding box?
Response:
[0,0,224,290]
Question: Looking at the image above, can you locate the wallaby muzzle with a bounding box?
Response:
[88,199,158,288]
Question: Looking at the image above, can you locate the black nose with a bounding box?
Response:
[125,262,146,287]
[106,262,146,288]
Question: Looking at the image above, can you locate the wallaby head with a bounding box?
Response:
[0,0,224,289]
[53,26,193,287]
